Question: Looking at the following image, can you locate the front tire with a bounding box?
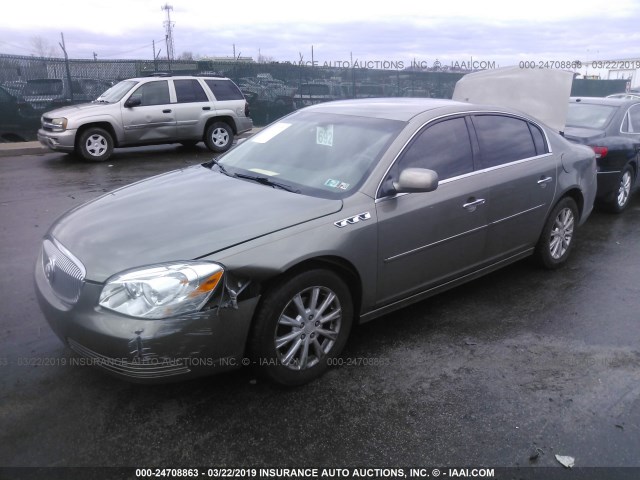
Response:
[534,197,578,269]
[77,127,113,161]
[606,164,633,213]
[204,122,234,153]
[249,269,353,386]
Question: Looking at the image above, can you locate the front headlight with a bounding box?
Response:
[98,262,224,319]
[50,117,68,131]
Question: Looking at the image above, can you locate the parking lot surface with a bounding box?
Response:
[1,144,639,470]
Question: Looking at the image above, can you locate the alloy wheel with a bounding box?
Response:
[274,286,342,370]
[549,207,574,259]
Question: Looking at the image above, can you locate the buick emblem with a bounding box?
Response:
[44,257,56,281]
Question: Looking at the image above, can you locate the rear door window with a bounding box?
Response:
[472,115,537,169]
[174,79,209,103]
[203,79,244,101]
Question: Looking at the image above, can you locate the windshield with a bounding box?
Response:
[218,111,404,199]
[566,103,618,129]
[96,80,138,103]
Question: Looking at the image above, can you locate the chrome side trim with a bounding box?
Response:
[488,204,545,226]
[385,223,488,263]
[384,203,544,263]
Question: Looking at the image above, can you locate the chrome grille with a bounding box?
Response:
[42,238,86,305]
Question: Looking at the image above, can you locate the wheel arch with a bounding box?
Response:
[75,122,119,148]
[204,115,237,135]
[255,256,363,318]
[559,187,585,220]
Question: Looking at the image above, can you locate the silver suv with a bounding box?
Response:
[37,75,253,161]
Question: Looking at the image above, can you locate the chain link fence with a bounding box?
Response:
[0,53,627,142]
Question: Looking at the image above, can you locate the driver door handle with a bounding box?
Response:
[462,198,486,212]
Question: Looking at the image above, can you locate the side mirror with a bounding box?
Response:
[124,96,142,108]
[393,168,439,194]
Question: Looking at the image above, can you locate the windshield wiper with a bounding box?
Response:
[207,158,233,177]
[94,99,110,104]
[234,173,301,193]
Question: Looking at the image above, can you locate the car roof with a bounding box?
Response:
[570,96,640,106]
[131,75,229,82]
[304,97,471,121]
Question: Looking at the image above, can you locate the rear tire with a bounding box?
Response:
[204,122,234,153]
[249,269,353,386]
[534,197,578,270]
[77,127,113,162]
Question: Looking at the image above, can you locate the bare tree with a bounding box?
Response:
[177,51,194,60]
[30,36,58,58]
[257,52,275,63]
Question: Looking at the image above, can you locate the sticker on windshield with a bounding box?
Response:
[324,179,349,189]
[251,123,291,144]
[316,125,334,147]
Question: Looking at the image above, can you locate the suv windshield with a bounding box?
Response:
[217,111,404,199]
[566,103,618,129]
[96,80,138,103]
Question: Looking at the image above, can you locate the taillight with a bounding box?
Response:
[590,146,608,158]
[244,101,250,117]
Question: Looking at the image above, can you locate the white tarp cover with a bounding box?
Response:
[452,66,574,132]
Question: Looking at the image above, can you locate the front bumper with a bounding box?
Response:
[37,128,76,152]
[34,249,259,383]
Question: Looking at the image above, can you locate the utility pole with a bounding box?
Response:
[161,3,175,62]
[93,52,97,61]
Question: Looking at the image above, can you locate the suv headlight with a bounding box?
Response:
[98,262,224,319]
[50,117,68,132]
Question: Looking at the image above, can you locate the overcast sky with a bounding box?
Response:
[1,0,639,70]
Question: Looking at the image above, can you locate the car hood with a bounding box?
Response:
[42,102,106,117]
[50,166,343,282]
[452,66,574,132]
[563,126,607,144]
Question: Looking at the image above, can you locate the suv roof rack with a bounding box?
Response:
[147,72,173,77]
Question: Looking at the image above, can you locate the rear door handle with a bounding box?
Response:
[162,109,172,113]
[462,198,486,212]
[537,176,553,188]
[202,106,211,111]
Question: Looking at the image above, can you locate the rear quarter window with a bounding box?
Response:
[529,123,548,155]
[204,79,244,101]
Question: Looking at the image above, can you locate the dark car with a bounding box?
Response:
[564,97,640,212]
[0,85,37,142]
[35,70,597,386]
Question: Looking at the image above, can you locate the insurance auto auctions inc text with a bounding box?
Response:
[253,467,495,478]
[286,58,497,70]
